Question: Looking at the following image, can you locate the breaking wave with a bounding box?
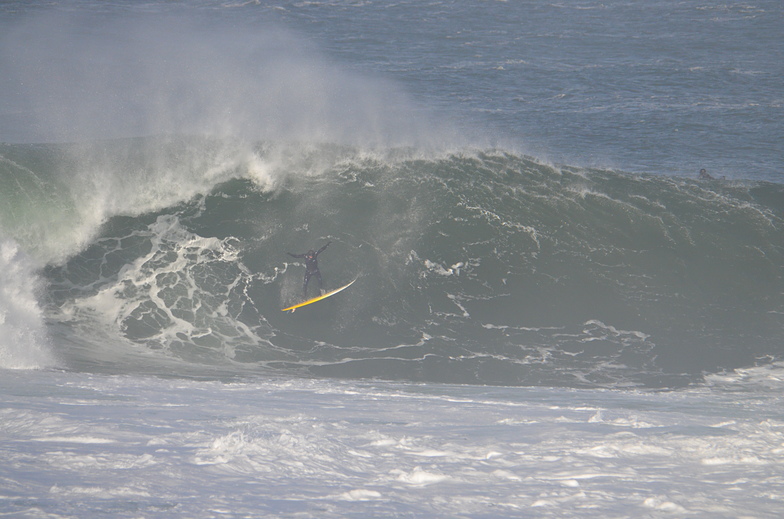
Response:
[2,138,782,387]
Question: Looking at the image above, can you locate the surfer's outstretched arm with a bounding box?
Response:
[316,241,331,256]
[287,252,305,259]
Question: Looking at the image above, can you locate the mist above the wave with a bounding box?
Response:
[0,10,439,148]
[0,9,457,266]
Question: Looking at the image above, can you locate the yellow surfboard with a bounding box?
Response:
[281,278,357,313]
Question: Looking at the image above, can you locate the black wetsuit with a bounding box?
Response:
[287,241,330,298]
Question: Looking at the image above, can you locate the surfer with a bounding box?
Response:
[698,168,713,180]
[287,241,331,298]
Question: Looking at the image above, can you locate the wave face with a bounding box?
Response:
[3,139,784,388]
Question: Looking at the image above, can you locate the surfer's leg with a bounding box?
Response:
[315,270,324,294]
[302,271,311,298]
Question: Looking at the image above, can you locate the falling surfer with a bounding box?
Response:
[287,241,330,299]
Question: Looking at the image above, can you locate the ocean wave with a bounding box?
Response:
[3,139,783,387]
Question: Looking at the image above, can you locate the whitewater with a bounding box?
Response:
[1,1,783,517]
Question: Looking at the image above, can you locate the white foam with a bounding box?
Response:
[2,371,783,518]
[0,240,55,369]
[642,496,687,513]
[337,489,382,501]
[50,484,152,499]
[31,436,116,444]
[62,215,267,362]
[393,467,449,486]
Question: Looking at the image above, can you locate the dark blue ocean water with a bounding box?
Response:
[1,0,782,180]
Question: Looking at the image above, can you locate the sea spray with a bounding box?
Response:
[0,239,54,369]
[0,11,441,148]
